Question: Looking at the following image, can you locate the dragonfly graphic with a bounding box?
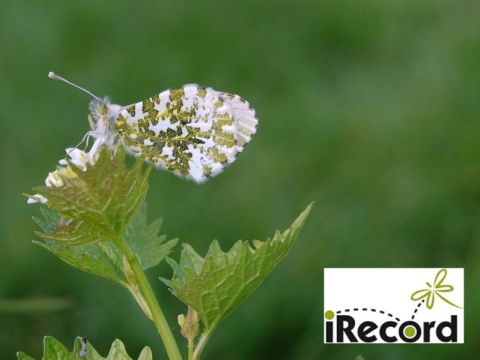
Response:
[410,269,462,310]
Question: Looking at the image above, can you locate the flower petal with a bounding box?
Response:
[27,194,48,204]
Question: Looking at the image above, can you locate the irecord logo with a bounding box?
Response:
[324,312,458,343]
[324,268,464,344]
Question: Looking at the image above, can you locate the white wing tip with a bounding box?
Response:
[221,94,258,145]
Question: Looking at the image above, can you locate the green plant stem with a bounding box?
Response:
[117,238,183,360]
[187,339,193,360]
[192,331,212,360]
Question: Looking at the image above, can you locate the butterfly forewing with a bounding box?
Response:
[114,84,257,183]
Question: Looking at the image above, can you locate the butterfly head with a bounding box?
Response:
[88,97,122,147]
[88,97,121,122]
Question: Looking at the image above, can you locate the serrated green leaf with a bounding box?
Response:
[33,148,150,246]
[43,336,70,359]
[31,151,177,317]
[125,203,178,270]
[33,207,60,233]
[34,205,177,321]
[33,207,125,284]
[34,203,177,287]
[17,336,152,360]
[104,339,132,360]
[137,348,153,360]
[165,203,313,334]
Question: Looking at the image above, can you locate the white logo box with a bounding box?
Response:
[324,268,464,344]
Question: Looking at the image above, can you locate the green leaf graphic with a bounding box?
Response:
[410,268,462,310]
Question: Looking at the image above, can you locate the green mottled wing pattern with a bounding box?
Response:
[114,85,257,183]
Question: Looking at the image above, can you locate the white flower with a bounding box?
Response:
[27,138,105,204]
[59,148,90,170]
[45,170,64,187]
[59,138,103,171]
[27,194,48,204]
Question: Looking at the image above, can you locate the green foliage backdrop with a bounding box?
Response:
[0,0,478,358]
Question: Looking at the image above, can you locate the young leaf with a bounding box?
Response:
[34,209,176,317]
[33,148,151,246]
[32,151,177,318]
[33,205,177,286]
[125,203,178,270]
[164,203,312,335]
[33,207,128,286]
[32,147,176,282]
[17,336,152,360]
[34,204,177,285]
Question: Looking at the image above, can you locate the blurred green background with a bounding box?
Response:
[1,0,479,358]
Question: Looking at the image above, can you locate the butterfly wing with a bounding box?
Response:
[114,84,258,183]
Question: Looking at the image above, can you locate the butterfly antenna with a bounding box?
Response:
[48,71,100,101]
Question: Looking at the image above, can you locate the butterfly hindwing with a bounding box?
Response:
[114,84,258,183]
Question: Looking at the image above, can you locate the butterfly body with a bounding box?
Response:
[88,84,258,183]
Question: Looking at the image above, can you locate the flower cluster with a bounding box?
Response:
[27,138,104,204]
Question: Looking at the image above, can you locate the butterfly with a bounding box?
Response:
[48,72,258,183]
